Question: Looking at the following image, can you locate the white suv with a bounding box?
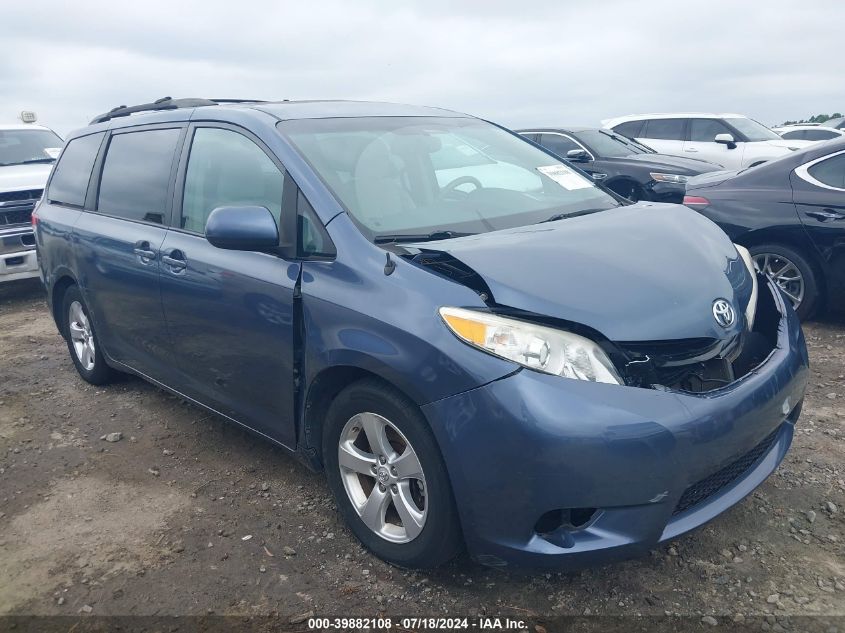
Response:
[0,119,63,283]
[601,113,812,169]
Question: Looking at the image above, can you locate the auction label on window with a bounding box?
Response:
[537,164,592,190]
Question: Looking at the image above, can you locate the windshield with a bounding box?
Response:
[575,129,653,157]
[0,129,63,167]
[724,118,781,142]
[280,116,620,240]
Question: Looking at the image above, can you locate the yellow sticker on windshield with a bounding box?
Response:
[537,164,592,190]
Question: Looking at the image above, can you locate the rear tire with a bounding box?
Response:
[62,285,115,385]
[322,378,463,569]
[749,243,820,320]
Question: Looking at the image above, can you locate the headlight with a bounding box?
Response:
[439,307,622,384]
[649,172,690,184]
[735,244,758,330]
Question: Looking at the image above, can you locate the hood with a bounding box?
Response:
[0,163,53,192]
[608,153,724,173]
[414,203,751,342]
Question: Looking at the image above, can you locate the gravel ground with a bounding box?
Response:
[1,278,843,622]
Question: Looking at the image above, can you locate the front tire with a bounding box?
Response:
[323,379,463,568]
[749,243,820,320]
[62,285,115,385]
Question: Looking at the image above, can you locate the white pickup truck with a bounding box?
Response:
[0,116,63,283]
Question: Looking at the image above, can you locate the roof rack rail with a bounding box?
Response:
[89,97,268,125]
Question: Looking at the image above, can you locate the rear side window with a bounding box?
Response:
[642,119,685,140]
[612,120,644,138]
[48,132,104,207]
[537,134,581,157]
[181,127,284,234]
[689,119,733,142]
[97,128,181,224]
[808,154,845,189]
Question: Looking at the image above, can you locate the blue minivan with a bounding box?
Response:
[34,98,808,569]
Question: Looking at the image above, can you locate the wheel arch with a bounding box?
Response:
[298,365,421,471]
[50,273,79,334]
[603,177,645,200]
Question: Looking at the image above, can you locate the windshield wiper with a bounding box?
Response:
[539,207,611,224]
[374,230,476,244]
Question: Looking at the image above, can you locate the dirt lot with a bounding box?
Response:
[1,278,843,622]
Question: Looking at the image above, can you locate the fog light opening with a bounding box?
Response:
[534,507,598,536]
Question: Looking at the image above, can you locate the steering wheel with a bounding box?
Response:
[442,175,483,195]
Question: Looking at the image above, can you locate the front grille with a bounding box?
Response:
[0,189,42,204]
[672,428,780,516]
[0,207,34,226]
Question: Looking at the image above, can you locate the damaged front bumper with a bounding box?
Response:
[422,280,808,568]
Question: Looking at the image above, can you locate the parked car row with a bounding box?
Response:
[32,97,809,571]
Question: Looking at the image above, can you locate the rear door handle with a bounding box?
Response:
[133,240,157,262]
[684,147,698,152]
[161,249,187,273]
[805,208,845,222]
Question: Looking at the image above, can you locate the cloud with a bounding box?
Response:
[3,0,842,135]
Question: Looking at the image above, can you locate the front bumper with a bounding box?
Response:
[422,282,808,568]
[0,227,38,282]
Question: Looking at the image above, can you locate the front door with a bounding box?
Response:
[159,124,300,446]
[683,118,743,169]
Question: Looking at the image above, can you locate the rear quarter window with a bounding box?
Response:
[612,120,645,139]
[48,132,105,207]
[808,154,845,189]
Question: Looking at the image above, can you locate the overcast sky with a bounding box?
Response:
[4,0,842,136]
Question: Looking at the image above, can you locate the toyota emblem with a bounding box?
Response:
[712,299,736,328]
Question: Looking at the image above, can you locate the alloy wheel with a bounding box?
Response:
[337,412,428,543]
[68,300,96,371]
[752,253,804,310]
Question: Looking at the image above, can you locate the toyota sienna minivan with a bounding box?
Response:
[34,98,808,569]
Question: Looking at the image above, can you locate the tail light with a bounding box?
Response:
[683,195,710,208]
[31,208,39,227]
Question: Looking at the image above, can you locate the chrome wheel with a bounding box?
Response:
[753,253,805,309]
[68,300,96,371]
[338,412,427,543]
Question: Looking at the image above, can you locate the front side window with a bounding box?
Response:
[804,129,839,141]
[779,130,804,140]
[690,119,734,142]
[642,119,685,141]
[538,134,581,157]
[97,128,181,224]
[808,154,845,189]
[48,132,103,207]
[723,117,781,142]
[280,116,619,240]
[0,128,63,167]
[182,128,284,234]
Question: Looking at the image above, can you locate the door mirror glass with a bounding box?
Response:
[566,148,590,162]
[714,133,736,146]
[205,206,279,251]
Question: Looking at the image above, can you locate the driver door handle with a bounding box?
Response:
[805,208,845,222]
[684,147,698,152]
[133,240,157,262]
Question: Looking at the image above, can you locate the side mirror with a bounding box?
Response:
[714,133,737,148]
[566,148,590,162]
[205,206,279,251]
